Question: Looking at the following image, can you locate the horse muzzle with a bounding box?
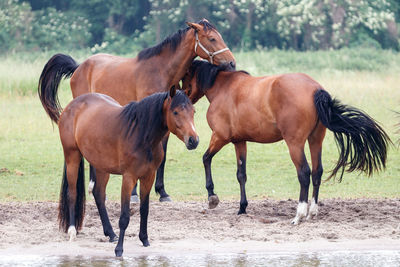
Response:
[185,135,199,150]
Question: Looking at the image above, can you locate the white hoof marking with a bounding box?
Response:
[291,202,308,225]
[68,226,77,242]
[307,198,318,220]
[88,180,95,195]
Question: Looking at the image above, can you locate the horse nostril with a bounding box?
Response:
[230,61,236,70]
[189,136,195,145]
[187,136,198,149]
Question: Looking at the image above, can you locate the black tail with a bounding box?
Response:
[314,89,390,181]
[38,54,79,123]
[58,158,86,233]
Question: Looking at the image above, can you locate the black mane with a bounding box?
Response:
[188,60,249,92]
[138,19,216,61]
[119,90,192,161]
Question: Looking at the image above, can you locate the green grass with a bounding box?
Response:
[1,49,400,202]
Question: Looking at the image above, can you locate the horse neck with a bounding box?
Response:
[203,74,226,103]
[150,103,169,148]
[156,32,196,87]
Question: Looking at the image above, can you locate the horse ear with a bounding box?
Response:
[169,85,176,98]
[186,22,202,32]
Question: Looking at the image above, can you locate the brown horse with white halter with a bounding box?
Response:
[38,19,234,202]
[57,88,198,257]
[182,60,390,224]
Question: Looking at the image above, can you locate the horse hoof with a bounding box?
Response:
[142,239,150,247]
[208,195,220,209]
[68,226,77,242]
[130,195,139,203]
[115,249,123,257]
[237,210,246,215]
[109,235,118,243]
[291,218,300,225]
[159,196,172,202]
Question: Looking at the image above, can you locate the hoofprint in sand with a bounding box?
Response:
[0,199,399,256]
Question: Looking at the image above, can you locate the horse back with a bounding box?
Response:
[70,54,140,105]
[70,53,169,105]
[207,72,322,143]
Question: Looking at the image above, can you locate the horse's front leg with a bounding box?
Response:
[234,141,248,214]
[139,171,156,247]
[115,173,136,257]
[203,133,227,209]
[154,134,171,202]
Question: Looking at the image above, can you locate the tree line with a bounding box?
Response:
[1,0,399,54]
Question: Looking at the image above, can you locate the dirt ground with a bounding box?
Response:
[0,198,400,256]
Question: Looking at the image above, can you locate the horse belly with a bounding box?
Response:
[244,124,283,143]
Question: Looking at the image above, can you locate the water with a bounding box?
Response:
[1,251,400,267]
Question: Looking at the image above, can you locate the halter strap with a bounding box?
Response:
[195,32,230,64]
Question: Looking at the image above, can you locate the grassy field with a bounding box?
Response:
[1,48,400,202]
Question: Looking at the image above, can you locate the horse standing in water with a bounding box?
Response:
[57,88,198,256]
[38,19,234,202]
[182,60,390,224]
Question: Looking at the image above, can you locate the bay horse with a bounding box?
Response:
[38,19,234,202]
[182,60,390,224]
[57,87,198,257]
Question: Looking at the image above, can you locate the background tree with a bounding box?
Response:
[2,0,399,53]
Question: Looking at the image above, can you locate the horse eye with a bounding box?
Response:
[209,38,216,42]
[173,111,178,115]
[188,88,192,96]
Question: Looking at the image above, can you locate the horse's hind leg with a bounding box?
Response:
[154,134,171,202]
[130,183,139,203]
[64,150,82,241]
[234,141,248,214]
[88,164,96,194]
[92,169,117,242]
[307,123,326,220]
[286,142,311,225]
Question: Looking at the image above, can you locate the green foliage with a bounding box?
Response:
[31,8,92,50]
[1,0,399,53]
[0,0,33,53]
[0,0,91,52]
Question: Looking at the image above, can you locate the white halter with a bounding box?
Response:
[195,32,230,64]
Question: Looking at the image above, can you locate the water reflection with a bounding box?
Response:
[1,251,400,267]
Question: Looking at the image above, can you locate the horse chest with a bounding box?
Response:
[123,146,164,176]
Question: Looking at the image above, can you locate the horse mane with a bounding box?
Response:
[138,19,216,61]
[188,60,249,92]
[119,91,191,161]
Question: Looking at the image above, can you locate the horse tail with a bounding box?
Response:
[38,54,79,123]
[58,157,86,233]
[313,89,390,181]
